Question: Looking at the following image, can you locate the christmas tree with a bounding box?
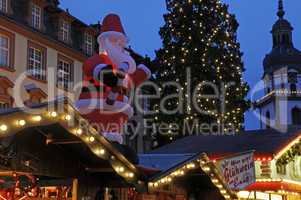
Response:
[152,0,249,146]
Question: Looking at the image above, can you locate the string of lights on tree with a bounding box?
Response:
[153,0,249,145]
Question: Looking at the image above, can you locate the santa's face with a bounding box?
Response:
[99,35,136,74]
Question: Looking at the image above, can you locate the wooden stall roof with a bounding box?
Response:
[0,98,146,190]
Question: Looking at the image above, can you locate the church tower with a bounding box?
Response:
[256,0,301,129]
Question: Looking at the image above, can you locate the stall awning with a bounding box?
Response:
[246,180,301,194]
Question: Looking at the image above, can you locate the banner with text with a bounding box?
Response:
[216,151,255,190]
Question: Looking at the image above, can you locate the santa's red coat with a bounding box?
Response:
[76,54,151,143]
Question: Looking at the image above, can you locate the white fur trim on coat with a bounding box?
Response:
[137,64,151,79]
[97,31,129,46]
[93,64,109,81]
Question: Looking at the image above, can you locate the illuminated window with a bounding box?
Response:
[60,20,70,43]
[31,4,41,29]
[27,42,46,81]
[0,0,7,13]
[57,55,73,90]
[84,32,93,56]
[0,34,9,66]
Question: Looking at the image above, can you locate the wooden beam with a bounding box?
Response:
[72,179,78,200]
[85,168,114,173]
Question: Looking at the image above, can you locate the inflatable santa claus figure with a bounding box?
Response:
[76,14,151,144]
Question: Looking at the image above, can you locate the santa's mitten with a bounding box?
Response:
[106,90,118,105]
[93,64,118,87]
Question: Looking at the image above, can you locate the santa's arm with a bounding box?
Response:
[129,64,151,86]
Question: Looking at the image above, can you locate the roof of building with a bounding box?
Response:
[148,126,301,158]
[139,153,196,172]
[263,47,301,72]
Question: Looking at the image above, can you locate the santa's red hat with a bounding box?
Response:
[98,14,128,44]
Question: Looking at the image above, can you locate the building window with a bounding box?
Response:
[292,107,301,125]
[57,55,73,90]
[266,111,270,129]
[0,0,7,13]
[27,41,46,81]
[84,33,93,56]
[0,29,14,69]
[31,3,41,29]
[60,20,70,43]
[0,34,9,67]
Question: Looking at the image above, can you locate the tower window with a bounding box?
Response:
[266,111,271,129]
[281,83,285,89]
[292,107,301,125]
[290,83,297,94]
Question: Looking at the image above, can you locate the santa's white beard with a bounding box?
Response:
[102,38,137,74]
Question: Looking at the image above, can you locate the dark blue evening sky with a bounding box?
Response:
[59,0,301,130]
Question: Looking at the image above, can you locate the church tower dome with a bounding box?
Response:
[263,0,301,74]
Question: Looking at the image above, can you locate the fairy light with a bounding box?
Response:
[116,166,125,173]
[64,114,72,121]
[127,172,134,178]
[32,115,42,122]
[17,119,26,126]
[50,111,57,118]
[0,124,7,132]
[95,148,105,155]
[89,136,95,142]
[75,128,83,135]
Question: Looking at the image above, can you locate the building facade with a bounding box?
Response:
[0,0,98,110]
[256,0,301,129]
